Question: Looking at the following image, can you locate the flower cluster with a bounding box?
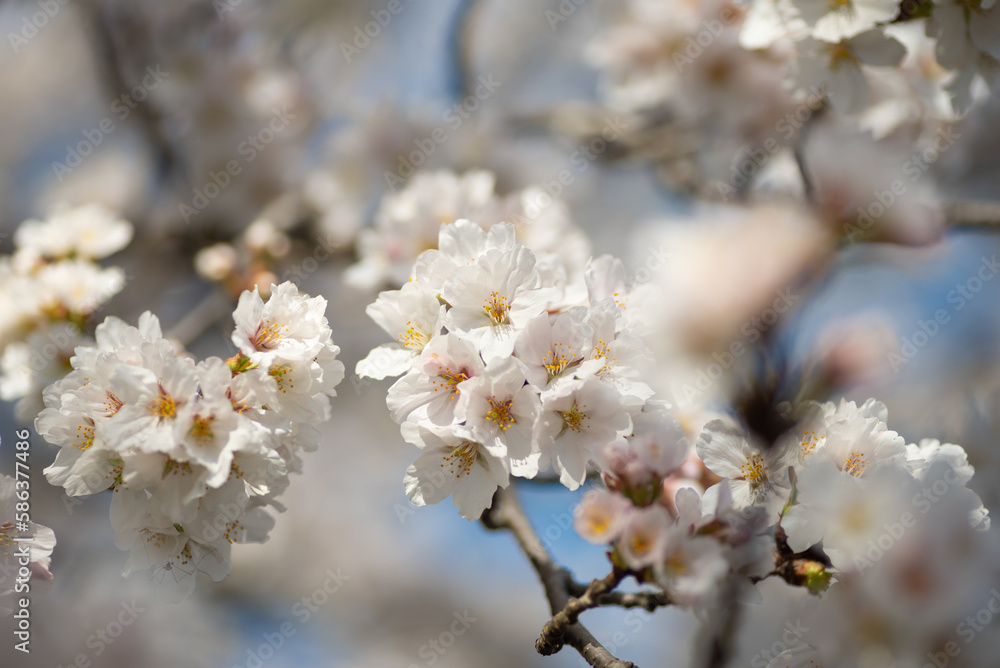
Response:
[346,169,591,290]
[576,397,993,635]
[358,220,655,519]
[0,473,56,616]
[741,0,1000,114]
[589,0,998,118]
[0,204,132,423]
[36,281,344,599]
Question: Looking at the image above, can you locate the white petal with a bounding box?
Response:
[356,344,416,380]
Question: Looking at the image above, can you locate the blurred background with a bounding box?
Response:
[1,0,1000,666]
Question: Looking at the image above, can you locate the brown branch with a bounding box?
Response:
[700,577,743,668]
[537,569,626,655]
[79,1,180,186]
[565,580,671,611]
[525,469,603,485]
[945,200,1000,227]
[595,589,670,611]
[481,485,639,668]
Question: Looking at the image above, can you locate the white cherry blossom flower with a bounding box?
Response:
[412,219,517,291]
[904,438,975,485]
[356,281,444,380]
[246,343,344,424]
[654,525,730,607]
[696,419,795,521]
[441,244,557,361]
[794,30,907,114]
[38,387,125,497]
[347,170,499,289]
[385,332,485,426]
[926,0,1000,111]
[618,504,672,570]
[627,407,690,478]
[1,474,57,615]
[535,375,634,491]
[574,488,632,544]
[401,422,509,520]
[740,0,809,49]
[584,301,655,406]
[34,259,126,317]
[173,358,247,487]
[781,462,917,570]
[456,356,540,475]
[0,323,86,423]
[791,0,901,43]
[809,404,906,476]
[232,281,333,369]
[514,308,598,391]
[14,203,133,260]
[102,344,200,454]
[348,170,590,290]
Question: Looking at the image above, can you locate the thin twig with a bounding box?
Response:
[481,485,639,668]
[945,200,1000,227]
[565,579,670,608]
[537,569,626,655]
[700,577,743,668]
[594,589,671,611]
[792,100,827,205]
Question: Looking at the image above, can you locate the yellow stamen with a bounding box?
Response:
[190,416,215,445]
[442,442,479,479]
[561,402,587,433]
[253,320,288,351]
[149,385,176,419]
[483,291,510,325]
[740,453,767,486]
[844,451,869,476]
[397,320,430,349]
[486,397,515,431]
